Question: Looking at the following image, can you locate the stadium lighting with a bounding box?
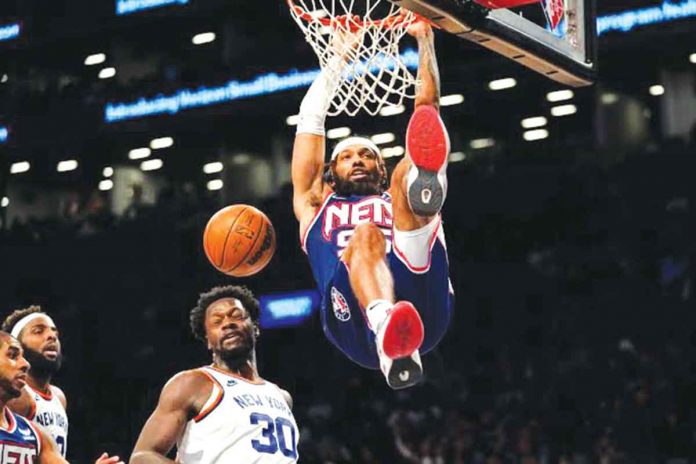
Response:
[649,85,665,96]
[140,159,163,171]
[207,179,224,191]
[521,116,548,129]
[379,104,405,117]
[128,147,151,160]
[103,167,114,178]
[551,104,577,117]
[1,197,8,208]
[469,138,495,150]
[1,74,7,83]
[382,146,405,158]
[84,53,106,66]
[523,129,549,141]
[286,114,300,126]
[327,127,351,139]
[232,154,251,165]
[690,53,696,64]
[601,93,619,105]
[546,90,574,102]
[192,32,216,45]
[371,133,396,145]
[10,161,30,174]
[99,67,116,79]
[150,136,174,149]
[99,179,113,191]
[488,78,516,91]
[57,160,79,172]
[449,152,466,163]
[203,162,224,174]
[440,94,465,106]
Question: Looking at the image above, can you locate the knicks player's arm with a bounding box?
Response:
[130,371,212,464]
[36,425,69,464]
[6,387,35,418]
[409,22,440,109]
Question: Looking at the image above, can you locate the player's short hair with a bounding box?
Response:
[0,331,12,348]
[189,286,260,341]
[1,305,43,334]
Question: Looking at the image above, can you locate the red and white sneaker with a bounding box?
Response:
[375,301,425,389]
[405,105,450,217]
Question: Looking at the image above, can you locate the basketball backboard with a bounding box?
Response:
[392,0,597,86]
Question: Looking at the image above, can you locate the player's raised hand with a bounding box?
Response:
[330,24,363,63]
[406,18,433,38]
[95,452,125,464]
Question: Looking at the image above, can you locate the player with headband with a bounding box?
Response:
[291,21,453,389]
[2,306,123,464]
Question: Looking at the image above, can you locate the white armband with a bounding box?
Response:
[296,58,344,136]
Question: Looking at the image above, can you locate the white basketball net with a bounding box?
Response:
[288,0,418,116]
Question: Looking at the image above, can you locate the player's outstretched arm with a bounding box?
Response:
[129,371,211,464]
[36,426,69,464]
[408,21,440,109]
[292,29,360,229]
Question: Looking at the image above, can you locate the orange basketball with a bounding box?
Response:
[203,204,276,277]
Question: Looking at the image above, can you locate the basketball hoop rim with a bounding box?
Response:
[286,0,413,31]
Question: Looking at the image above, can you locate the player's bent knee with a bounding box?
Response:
[347,223,386,257]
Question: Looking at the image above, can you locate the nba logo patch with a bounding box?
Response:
[226,379,237,387]
[331,287,351,321]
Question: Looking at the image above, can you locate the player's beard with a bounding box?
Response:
[23,346,63,377]
[218,333,255,369]
[333,169,383,196]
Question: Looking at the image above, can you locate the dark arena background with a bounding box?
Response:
[1,0,695,462]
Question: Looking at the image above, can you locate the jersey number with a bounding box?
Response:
[250,413,297,459]
[56,436,66,457]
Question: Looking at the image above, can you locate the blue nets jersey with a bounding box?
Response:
[302,192,393,295]
[0,406,42,464]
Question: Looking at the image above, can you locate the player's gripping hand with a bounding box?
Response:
[95,452,125,464]
[406,18,433,38]
[330,25,364,63]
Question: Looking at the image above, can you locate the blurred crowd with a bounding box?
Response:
[0,142,694,463]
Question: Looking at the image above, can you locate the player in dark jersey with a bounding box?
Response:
[292,21,453,389]
[0,331,67,463]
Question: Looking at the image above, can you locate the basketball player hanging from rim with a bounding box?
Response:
[292,19,453,389]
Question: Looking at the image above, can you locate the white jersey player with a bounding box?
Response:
[131,285,299,464]
[3,307,122,464]
[25,384,69,456]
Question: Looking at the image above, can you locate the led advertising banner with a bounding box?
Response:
[0,23,20,42]
[598,0,696,35]
[116,0,190,16]
[259,290,320,329]
[104,49,419,123]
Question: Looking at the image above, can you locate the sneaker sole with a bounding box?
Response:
[382,304,424,360]
[406,105,450,217]
[386,356,423,390]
